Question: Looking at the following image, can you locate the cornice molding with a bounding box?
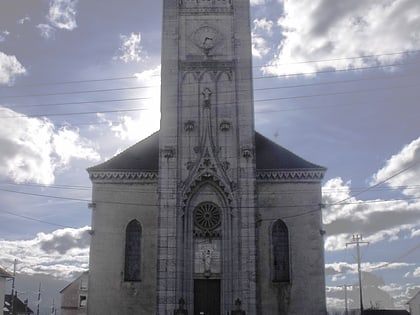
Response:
[256,169,326,182]
[179,7,233,16]
[88,169,325,183]
[88,170,158,183]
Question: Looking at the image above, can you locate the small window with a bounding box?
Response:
[80,278,88,290]
[272,219,290,282]
[124,220,142,281]
[79,295,87,308]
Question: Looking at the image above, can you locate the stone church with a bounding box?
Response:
[87,1,327,314]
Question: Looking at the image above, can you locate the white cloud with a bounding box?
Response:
[371,137,420,198]
[37,23,56,39]
[115,32,146,63]
[325,261,413,276]
[250,0,267,5]
[99,66,161,142]
[254,18,274,35]
[0,52,26,85]
[264,0,420,76]
[252,19,274,58]
[47,0,78,31]
[17,16,31,25]
[0,106,100,185]
[252,34,271,58]
[0,31,10,42]
[0,227,89,279]
[322,138,420,250]
[323,176,420,250]
[414,267,420,277]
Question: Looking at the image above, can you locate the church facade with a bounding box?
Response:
[87,1,327,314]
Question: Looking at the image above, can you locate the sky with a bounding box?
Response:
[0,0,419,313]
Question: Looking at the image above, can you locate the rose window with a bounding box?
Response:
[194,202,221,231]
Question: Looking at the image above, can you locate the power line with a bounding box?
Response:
[0,208,78,229]
[326,160,420,206]
[1,69,419,101]
[262,49,420,67]
[0,186,418,209]
[0,96,151,110]
[1,48,419,90]
[367,242,420,271]
[1,81,418,119]
[3,75,419,113]
[1,180,419,196]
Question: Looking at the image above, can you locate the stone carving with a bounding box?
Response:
[184,120,195,132]
[221,161,230,171]
[194,202,221,231]
[241,147,252,160]
[162,146,175,158]
[203,248,212,276]
[231,298,246,315]
[185,161,195,170]
[174,298,188,315]
[256,170,326,182]
[89,171,158,183]
[220,120,231,131]
[202,87,212,107]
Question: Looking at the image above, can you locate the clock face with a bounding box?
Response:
[191,26,221,51]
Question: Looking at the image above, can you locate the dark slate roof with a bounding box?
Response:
[4,295,34,314]
[88,131,159,172]
[88,131,324,172]
[255,132,324,170]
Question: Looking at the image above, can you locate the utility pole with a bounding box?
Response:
[10,259,18,315]
[346,234,369,315]
[36,282,41,315]
[342,285,350,315]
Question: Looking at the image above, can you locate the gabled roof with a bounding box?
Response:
[88,132,159,172]
[254,132,324,170]
[88,131,324,172]
[0,266,12,278]
[4,295,34,314]
[60,271,88,293]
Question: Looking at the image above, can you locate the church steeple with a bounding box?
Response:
[158,0,257,313]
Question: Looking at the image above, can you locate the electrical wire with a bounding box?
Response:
[0,186,418,209]
[325,160,420,207]
[1,180,419,196]
[0,208,78,229]
[1,48,419,91]
[1,80,418,119]
[1,68,419,102]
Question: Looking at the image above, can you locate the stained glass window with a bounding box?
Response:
[272,219,290,282]
[124,220,142,281]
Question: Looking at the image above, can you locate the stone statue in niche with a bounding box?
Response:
[202,248,212,276]
[231,299,246,315]
[174,298,188,315]
[202,88,212,107]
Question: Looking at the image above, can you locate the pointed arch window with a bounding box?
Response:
[272,219,290,282]
[124,220,142,281]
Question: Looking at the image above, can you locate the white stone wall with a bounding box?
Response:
[87,181,158,315]
[409,292,420,315]
[0,277,6,315]
[257,180,326,315]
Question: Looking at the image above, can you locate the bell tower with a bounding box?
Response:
[158,0,257,314]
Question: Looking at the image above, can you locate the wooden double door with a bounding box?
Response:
[194,279,221,315]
